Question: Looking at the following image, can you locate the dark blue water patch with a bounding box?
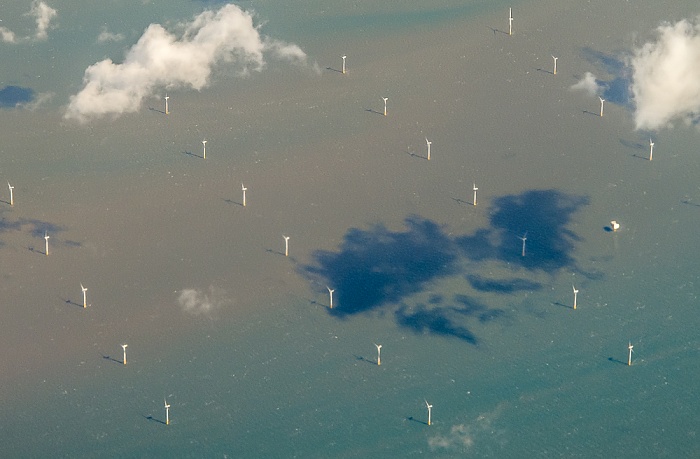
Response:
[303,190,590,342]
[601,76,632,107]
[0,85,34,108]
[395,303,478,344]
[456,189,589,272]
[303,216,460,318]
[0,217,22,233]
[394,294,507,343]
[19,219,64,238]
[581,47,626,74]
[428,293,443,304]
[578,48,633,108]
[0,216,68,252]
[466,274,541,294]
[451,294,507,324]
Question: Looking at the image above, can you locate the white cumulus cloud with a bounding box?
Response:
[20,91,54,110]
[428,424,474,450]
[630,16,700,130]
[428,402,508,452]
[0,1,56,43]
[570,71,602,97]
[65,4,309,122]
[97,27,125,44]
[0,27,17,43]
[177,287,228,316]
[30,0,57,40]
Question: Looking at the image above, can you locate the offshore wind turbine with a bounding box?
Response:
[341,55,347,74]
[8,182,13,206]
[509,8,513,36]
[202,139,207,159]
[382,97,388,116]
[44,231,50,256]
[241,183,247,207]
[327,286,335,309]
[375,343,382,366]
[599,97,605,117]
[425,138,432,161]
[164,398,171,425]
[283,235,290,257]
[552,56,558,75]
[164,93,169,115]
[627,342,634,366]
[425,400,433,426]
[81,283,88,309]
[649,138,654,161]
[572,285,579,310]
[518,232,527,257]
[121,344,128,365]
[472,183,478,206]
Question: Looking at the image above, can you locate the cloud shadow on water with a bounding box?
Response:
[581,47,625,75]
[466,274,541,294]
[0,86,34,108]
[0,215,67,249]
[395,303,478,344]
[456,189,589,272]
[579,47,632,108]
[302,189,589,343]
[394,294,509,344]
[304,216,460,318]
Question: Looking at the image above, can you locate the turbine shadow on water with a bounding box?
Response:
[302,189,590,343]
[102,354,122,365]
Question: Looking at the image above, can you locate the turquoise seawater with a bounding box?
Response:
[1,0,699,457]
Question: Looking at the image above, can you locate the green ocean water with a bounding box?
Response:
[0,0,699,457]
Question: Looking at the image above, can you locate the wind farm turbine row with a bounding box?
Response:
[1,5,660,441]
[329,6,648,362]
[504,8,647,368]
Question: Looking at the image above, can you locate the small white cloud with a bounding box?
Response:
[266,39,307,63]
[97,27,125,44]
[0,1,56,43]
[177,287,228,316]
[428,402,507,452]
[570,71,602,97]
[428,424,474,450]
[631,16,700,130]
[30,1,57,41]
[65,4,309,122]
[0,26,17,43]
[23,91,54,110]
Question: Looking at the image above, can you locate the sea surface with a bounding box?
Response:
[0,0,699,457]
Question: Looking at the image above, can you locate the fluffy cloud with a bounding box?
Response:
[177,287,228,316]
[570,71,602,97]
[22,91,54,110]
[31,0,57,40]
[65,4,308,122]
[428,403,507,452]
[630,16,700,130]
[97,27,125,44]
[0,1,56,43]
[428,424,474,450]
[0,27,17,43]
